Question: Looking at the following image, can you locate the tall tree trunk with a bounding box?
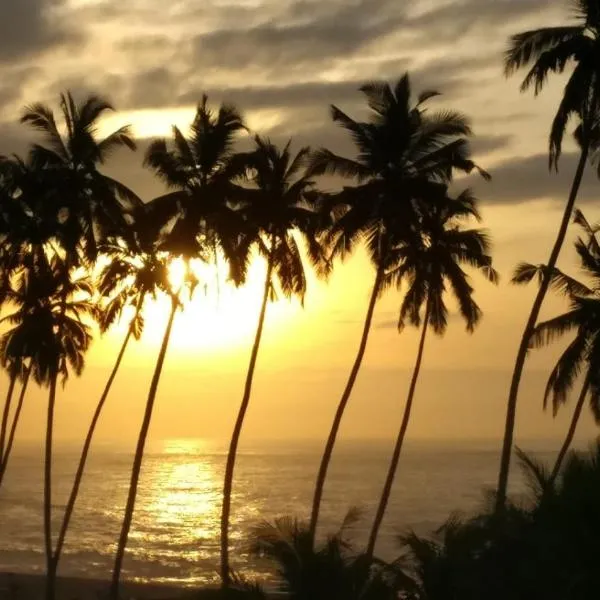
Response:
[110,299,177,600]
[496,144,589,513]
[44,375,58,600]
[220,255,274,587]
[0,368,31,488]
[46,260,71,600]
[366,303,431,559]
[0,374,17,466]
[309,266,384,546]
[54,298,143,564]
[549,377,590,486]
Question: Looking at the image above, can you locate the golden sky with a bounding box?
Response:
[1,0,599,447]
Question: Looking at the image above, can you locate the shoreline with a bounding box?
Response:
[0,572,203,600]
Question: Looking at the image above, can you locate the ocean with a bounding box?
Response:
[0,439,557,587]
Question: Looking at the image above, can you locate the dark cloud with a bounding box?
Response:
[127,68,177,109]
[51,0,542,123]
[0,0,82,62]
[471,134,514,157]
[0,66,42,114]
[189,3,402,75]
[406,0,557,42]
[464,152,600,206]
[0,122,39,157]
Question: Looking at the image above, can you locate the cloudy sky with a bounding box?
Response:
[3,0,599,454]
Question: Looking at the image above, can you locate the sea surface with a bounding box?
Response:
[0,439,558,586]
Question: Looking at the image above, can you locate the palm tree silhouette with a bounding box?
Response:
[0,155,59,302]
[219,136,326,586]
[498,0,600,511]
[108,243,192,600]
[366,190,497,557]
[1,257,95,600]
[249,509,402,600]
[307,74,487,545]
[514,210,600,483]
[51,214,157,574]
[143,94,248,278]
[17,91,138,600]
[0,156,58,490]
[20,92,139,265]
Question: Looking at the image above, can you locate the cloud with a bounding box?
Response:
[471,134,515,157]
[464,152,600,206]
[0,0,82,62]
[189,0,402,75]
[405,0,558,41]
[0,0,580,216]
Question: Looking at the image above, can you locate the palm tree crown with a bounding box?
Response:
[517,210,600,417]
[144,95,248,282]
[20,92,140,264]
[504,0,600,166]
[238,135,328,297]
[389,190,498,335]
[0,258,95,386]
[310,73,487,269]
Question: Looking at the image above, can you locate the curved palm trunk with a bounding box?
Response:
[44,375,58,600]
[496,144,590,513]
[549,377,590,485]
[366,303,430,559]
[0,375,17,465]
[308,266,384,546]
[220,256,274,587]
[54,300,143,565]
[110,299,178,600]
[0,368,31,488]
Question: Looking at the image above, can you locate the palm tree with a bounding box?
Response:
[250,509,403,600]
[366,190,498,558]
[219,136,327,586]
[51,217,154,571]
[0,257,95,600]
[109,240,195,600]
[0,155,59,303]
[307,73,488,545]
[143,94,248,275]
[399,443,600,600]
[20,91,140,266]
[16,92,139,600]
[498,0,600,511]
[514,210,600,483]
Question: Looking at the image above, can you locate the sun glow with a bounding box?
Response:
[99,107,285,141]
[136,255,302,355]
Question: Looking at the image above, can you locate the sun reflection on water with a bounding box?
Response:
[146,440,221,549]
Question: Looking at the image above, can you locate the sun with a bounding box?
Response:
[138,255,302,355]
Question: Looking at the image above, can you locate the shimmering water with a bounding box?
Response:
[0,439,555,586]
